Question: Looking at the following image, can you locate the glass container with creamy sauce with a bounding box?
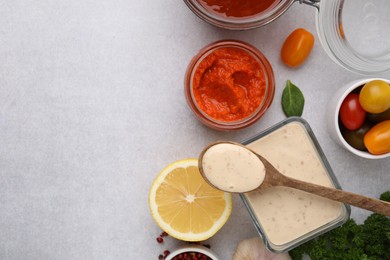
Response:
[240,117,350,252]
[183,0,390,75]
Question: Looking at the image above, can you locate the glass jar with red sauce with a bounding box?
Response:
[183,0,294,30]
[185,40,275,131]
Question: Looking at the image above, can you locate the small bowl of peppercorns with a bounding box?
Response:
[165,245,218,260]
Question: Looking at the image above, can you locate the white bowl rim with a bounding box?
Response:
[334,77,390,159]
[165,244,219,260]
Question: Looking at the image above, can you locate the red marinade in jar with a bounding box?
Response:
[196,0,281,18]
[192,46,266,122]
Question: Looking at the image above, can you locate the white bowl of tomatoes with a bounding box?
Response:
[328,78,390,159]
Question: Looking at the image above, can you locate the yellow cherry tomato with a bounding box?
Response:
[364,120,390,155]
[281,28,315,67]
[359,80,390,114]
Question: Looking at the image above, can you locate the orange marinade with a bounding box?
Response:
[197,0,281,18]
[192,47,266,122]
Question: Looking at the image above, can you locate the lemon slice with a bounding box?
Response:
[149,158,232,241]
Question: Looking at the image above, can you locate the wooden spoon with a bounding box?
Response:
[199,141,390,216]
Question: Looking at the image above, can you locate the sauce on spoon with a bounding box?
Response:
[200,143,265,193]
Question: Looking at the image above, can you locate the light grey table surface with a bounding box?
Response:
[0,1,389,259]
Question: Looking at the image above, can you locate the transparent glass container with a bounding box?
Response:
[240,117,350,253]
[316,0,390,74]
[184,40,275,131]
[183,0,390,75]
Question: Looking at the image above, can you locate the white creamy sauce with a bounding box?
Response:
[201,143,266,193]
[246,122,343,246]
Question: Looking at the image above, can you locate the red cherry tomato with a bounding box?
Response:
[339,93,366,130]
[281,28,315,67]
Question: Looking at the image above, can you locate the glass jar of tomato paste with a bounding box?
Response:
[184,40,275,131]
[183,0,294,30]
[183,0,390,75]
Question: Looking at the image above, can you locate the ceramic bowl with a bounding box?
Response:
[327,78,390,159]
[165,245,218,260]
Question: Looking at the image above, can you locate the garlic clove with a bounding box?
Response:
[233,237,291,260]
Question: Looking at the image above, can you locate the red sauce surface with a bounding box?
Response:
[197,0,281,18]
[192,47,266,122]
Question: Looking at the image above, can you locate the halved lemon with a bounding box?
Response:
[149,158,232,241]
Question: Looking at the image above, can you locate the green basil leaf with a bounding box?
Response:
[282,80,305,117]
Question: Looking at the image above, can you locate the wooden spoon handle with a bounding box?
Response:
[285,177,390,216]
